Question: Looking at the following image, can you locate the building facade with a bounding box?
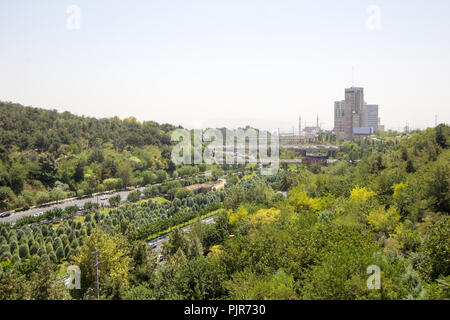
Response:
[362,104,379,131]
[334,100,345,139]
[344,87,364,140]
[333,87,382,140]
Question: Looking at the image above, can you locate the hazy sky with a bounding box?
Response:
[1,0,449,131]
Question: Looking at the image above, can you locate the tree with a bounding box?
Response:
[37,154,57,187]
[435,124,448,149]
[117,162,134,187]
[9,162,27,195]
[103,178,122,191]
[0,271,31,300]
[35,191,50,205]
[168,256,226,299]
[419,216,450,281]
[156,170,167,183]
[17,244,30,259]
[124,284,154,300]
[51,188,67,203]
[366,206,401,235]
[28,261,71,300]
[300,245,408,300]
[127,190,141,202]
[226,269,299,300]
[55,246,65,260]
[70,228,131,299]
[162,228,189,257]
[174,188,194,200]
[141,170,156,185]
[0,186,17,210]
[212,167,224,181]
[108,195,121,207]
[128,241,157,285]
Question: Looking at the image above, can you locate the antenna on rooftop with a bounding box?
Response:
[352,66,354,87]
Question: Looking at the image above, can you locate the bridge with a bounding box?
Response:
[280,158,339,165]
[206,144,341,151]
[205,143,342,161]
[281,144,342,157]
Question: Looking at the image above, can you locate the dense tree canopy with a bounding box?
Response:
[0,102,179,210]
[0,104,448,300]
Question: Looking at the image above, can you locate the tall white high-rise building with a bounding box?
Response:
[334,100,345,138]
[333,87,381,140]
[362,104,379,131]
[344,87,364,140]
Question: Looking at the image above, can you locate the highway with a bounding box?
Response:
[146,179,225,254]
[0,186,148,224]
[0,171,215,224]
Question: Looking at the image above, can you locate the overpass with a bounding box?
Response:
[280,144,342,157]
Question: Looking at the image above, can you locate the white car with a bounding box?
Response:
[100,196,109,201]
[33,211,43,217]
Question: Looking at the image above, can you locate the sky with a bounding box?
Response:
[1,0,449,131]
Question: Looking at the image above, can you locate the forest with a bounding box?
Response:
[0,102,449,300]
[0,101,179,211]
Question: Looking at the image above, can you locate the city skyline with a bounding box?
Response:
[1,1,449,131]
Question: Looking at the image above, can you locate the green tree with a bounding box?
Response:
[419,216,450,281]
[18,244,30,259]
[9,162,27,195]
[226,269,299,300]
[117,162,134,187]
[212,167,224,181]
[127,190,141,202]
[55,246,65,260]
[71,228,131,299]
[108,195,121,207]
[174,188,194,200]
[156,170,167,183]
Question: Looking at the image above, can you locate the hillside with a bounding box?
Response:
[0,101,179,211]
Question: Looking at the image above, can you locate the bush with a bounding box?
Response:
[174,188,194,200]
[109,195,121,207]
[127,190,142,202]
[35,191,50,205]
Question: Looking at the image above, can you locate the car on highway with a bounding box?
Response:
[157,254,164,262]
[151,243,157,249]
[0,212,11,218]
[99,196,109,201]
[78,207,83,211]
[33,211,44,217]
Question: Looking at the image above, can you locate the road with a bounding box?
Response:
[0,170,215,224]
[146,178,225,254]
[0,186,149,224]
